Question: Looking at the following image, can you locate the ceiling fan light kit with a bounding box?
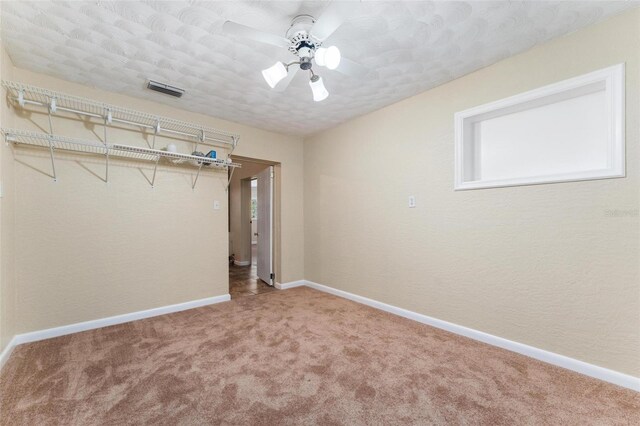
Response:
[315,46,341,70]
[309,75,329,102]
[224,2,361,102]
[262,61,288,88]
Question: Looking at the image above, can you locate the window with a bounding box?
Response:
[454,64,625,190]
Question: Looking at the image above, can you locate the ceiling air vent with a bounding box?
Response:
[147,80,185,98]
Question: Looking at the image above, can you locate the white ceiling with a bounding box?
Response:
[1,1,636,136]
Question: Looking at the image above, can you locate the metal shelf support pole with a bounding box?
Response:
[47,96,55,134]
[193,162,203,190]
[194,128,203,153]
[103,110,110,183]
[105,146,110,183]
[151,155,160,188]
[47,96,57,181]
[226,165,236,191]
[47,135,57,182]
[152,121,160,149]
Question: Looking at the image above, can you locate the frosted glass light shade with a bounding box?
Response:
[262,62,287,88]
[315,46,341,70]
[309,77,329,102]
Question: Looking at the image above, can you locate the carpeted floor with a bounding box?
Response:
[1,287,638,425]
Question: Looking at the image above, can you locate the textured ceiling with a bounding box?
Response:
[1,1,636,136]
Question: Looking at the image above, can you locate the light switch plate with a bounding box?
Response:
[408,195,416,208]
[213,200,220,210]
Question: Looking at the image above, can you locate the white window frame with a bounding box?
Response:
[454,63,625,190]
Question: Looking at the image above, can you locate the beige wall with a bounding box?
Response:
[304,9,640,376]
[0,42,16,351]
[0,65,304,339]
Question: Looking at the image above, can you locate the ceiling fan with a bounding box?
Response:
[223,2,365,102]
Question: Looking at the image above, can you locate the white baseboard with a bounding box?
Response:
[233,260,251,266]
[275,280,306,290]
[303,280,640,392]
[0,336,18,370]
[1,294,230,368]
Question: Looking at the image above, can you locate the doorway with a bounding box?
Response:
[228,157,279,299]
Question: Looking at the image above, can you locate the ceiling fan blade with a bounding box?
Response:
[335,57,367,77]
[310,1,359,42]
[274,66,299,92]
[223,21,290,49]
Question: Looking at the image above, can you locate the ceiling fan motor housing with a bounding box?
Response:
[290,37,319,71]
[287,15,321,56]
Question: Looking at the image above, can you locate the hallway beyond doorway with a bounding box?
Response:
[229,246,277,299]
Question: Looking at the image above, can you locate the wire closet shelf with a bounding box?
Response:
[2,80,242,189]
[3,129,241,189]
[2,80,240,150]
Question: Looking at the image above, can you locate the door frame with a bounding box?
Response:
[229,155,281,285]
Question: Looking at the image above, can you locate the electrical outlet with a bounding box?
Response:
[213,200,220,210]
[408,195,416,208]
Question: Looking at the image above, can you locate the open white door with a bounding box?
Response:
[256,166,274,285]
